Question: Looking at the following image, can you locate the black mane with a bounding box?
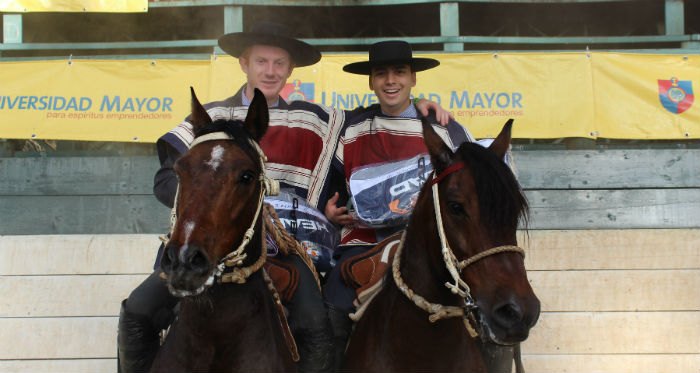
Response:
[455,142,529,235]
[194,118,261,168]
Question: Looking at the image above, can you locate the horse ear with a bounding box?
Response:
[244,88,269,141]
[190,87,213,136]
[421,117,453,172]
[488,118,513,160]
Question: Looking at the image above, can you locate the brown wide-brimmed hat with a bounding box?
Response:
[343,40,439,75]
[218,22,321,67]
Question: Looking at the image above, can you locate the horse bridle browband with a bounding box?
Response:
[392,161,525,338]
[166,131,279,288]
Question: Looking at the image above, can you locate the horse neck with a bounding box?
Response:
[399,188,458,306]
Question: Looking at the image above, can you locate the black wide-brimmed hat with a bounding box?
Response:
[218,22,321,67]
[343,40,440,75]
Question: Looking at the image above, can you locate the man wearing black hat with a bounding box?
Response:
[323,40,523,371]
[324,40,474,278]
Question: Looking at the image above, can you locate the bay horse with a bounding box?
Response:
[150,88,296,372]
[342,119,540,372]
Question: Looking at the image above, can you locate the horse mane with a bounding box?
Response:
[193,118,261,169]
[455,142,529,236]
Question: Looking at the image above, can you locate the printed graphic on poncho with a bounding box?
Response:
[350,154,432,228]
[658,77,694,114]
[265,191,338,272]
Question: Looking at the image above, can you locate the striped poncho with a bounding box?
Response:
[155,85,346,212]
[332,104,475,246]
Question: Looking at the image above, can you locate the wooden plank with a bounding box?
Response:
[1,312,697,360]
[2,230,696,274]
[5,356,695,373]
[521,354,700,373]
[0,235,159,275]
[0,317,117,359]
[0,149,695,200]
[0,195,170,234]
[1,150,696,196]
[513,149,700,189]
[521,311,700,354]
[0,275,149,317]
[2,269,695,317]
[528,269,700,312]
[525,189,700,229]
[0,359,115,373]
[0,156,158,195]
[519,229,700,270]
[2,189,698,234]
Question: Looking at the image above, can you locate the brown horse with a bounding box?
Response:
[150,88,296,372]
[343,119,540,372]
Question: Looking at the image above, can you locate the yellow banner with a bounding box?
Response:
[0,0,146,12]
[0,52,697,142]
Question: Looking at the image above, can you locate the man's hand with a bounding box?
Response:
[325,192,355,226]
[416,98,454,126]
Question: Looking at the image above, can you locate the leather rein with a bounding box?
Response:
[392,161,525,338]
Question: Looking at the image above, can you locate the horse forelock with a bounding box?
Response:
[455,142,529,235]
[193,118,262,171]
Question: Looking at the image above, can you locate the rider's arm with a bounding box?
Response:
[153,140,182,208]
[324,158,355,226]
[415,98,453,126]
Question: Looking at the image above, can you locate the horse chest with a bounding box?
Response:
[152,283,294,372]
[347,286,485,373]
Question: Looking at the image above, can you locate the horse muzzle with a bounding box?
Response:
[479,292,540,345]
[160,242,216,296]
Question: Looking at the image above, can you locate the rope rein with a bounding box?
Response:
[262,203,321,290]
[391,230,480,338]
[391,166,525,339]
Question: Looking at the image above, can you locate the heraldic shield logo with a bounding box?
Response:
[658,77,694,114]
[281,79,314,102]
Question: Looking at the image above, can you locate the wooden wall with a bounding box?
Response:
[1,148,698,372]
[2,149,698,235]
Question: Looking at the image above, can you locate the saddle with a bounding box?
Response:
[263,257,300,303]
[340,233,402,315]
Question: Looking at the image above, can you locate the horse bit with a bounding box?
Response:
[392,161,525,338]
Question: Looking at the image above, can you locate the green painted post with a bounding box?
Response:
[665,0,684,35]
[440,2,462,52]
[224,5,243,34]
[2,13,23,57]
[665,0,698,50]
[3,14,23,43]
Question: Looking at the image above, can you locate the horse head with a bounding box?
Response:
[160,87,271,297]
[419,118,540,345]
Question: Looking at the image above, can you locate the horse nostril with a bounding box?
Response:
[160,244,177,271]
[493,302,523,327]
[185,247,210,275]
[191,251,207,269]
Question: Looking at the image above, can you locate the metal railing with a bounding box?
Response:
[2,0,699,60]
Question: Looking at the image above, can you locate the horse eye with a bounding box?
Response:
[240,171,255,184]
[447,202,467,217]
